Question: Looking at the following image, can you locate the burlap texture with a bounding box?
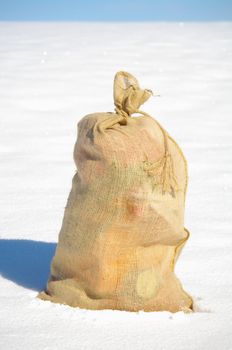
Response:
[37,71,194,313]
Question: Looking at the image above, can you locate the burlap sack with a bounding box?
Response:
[38,71,194,313]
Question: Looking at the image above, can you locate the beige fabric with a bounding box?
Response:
[37,71,194,313]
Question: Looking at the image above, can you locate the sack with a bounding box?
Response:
[38,71,193,313]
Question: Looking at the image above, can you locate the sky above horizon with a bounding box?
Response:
[0,0,231,21]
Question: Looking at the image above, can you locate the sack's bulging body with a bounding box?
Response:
[38,71,194,313]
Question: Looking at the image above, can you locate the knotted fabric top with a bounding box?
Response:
[113,71,153,117]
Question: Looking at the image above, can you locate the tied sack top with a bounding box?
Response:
[37,71,194,313]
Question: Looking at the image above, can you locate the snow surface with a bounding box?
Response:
[0,22,232,350]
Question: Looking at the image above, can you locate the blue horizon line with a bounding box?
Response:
[0,19,231,23]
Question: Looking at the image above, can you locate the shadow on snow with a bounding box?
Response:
[0,239,56,291]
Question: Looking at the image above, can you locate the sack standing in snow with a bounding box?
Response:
[38,71,194,313]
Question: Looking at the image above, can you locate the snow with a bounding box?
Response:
[0,22,232,349]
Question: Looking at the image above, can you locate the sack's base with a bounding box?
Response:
[37,277,194,314]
